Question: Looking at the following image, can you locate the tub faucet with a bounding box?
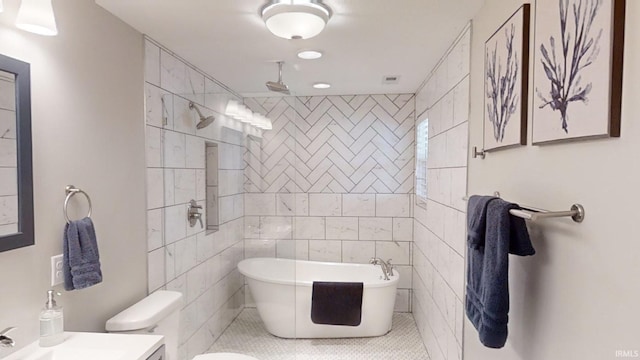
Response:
[0,327,16,348]
[369,258,394,280]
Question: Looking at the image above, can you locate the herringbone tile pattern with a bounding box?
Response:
[244,95,415,194]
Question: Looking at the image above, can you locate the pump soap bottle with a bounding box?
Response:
[39,290,64,347]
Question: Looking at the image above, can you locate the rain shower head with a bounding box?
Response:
[189,102,215,129]
[266,61,290,95]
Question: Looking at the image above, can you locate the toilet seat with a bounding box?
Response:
[193,353,259,360]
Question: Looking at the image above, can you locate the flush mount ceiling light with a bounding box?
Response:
[261,0,332,40]
[313,82,331,89]
[297,50,323,60]
[15,0,58,36]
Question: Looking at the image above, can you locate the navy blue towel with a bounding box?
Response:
[465,198,535,348]
[467,195,498,249]
[63,217,103,291]
[311,282,363,326]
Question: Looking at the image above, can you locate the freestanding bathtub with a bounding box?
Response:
[237,257,399,339]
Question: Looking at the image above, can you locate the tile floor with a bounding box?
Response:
[207,309,429,359]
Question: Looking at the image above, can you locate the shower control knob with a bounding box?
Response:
[187,200,204,229]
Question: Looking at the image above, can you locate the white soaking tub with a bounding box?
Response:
[237,257,399,339]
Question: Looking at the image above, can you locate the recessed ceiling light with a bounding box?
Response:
[297,50,323,60]
[313,83,331,89]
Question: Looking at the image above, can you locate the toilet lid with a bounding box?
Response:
[193,353,259,360]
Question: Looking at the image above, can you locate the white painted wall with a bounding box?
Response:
[0,0,146,356]
[466,1,640,359]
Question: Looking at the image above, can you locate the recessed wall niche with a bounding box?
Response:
[206,142,219,232]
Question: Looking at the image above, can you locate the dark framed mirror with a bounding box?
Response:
[0,53,33,252]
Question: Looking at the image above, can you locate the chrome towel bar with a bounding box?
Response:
[63,185,92,224]
[463,194,585,223]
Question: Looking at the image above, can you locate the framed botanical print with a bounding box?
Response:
[484,4,531,151]
[532,0,625,144]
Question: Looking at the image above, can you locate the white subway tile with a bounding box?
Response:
[309,193,341,216]
[165,204,187,244]
[244,216,260,239]
[444,207,466,256]
[393,218,413,241]
[145,84,171,128]
[165,243,176,282]
[440,91,455,133]
[359,217,392,240]
[146,125,162,168]
[186,262,208,303]
[147,209,163,251]
[185,136,205,169]
[260,216,292,240]
[325,217,358,240]
[453,77,470,126]
[294,217,325,239]
[395,265,412,289]
[148,248,165,292]
[376,241,411,265]
[244,193,276,216]
[309,240,342,262]
[450,167,467,212]
[144,40,161,86]
[196,231,214,263]
[394,289,410,312]
[174,235,197,276]
[244,239,276,259]
[163,130,186,168]
[146,168,163,209]
[376,194,411,217]
[195,169,206,201]
[425,200,446,240]
[342,241,375,264]
[445,122,468,168]
[164,169,175,206]
[342,194,375,216]
[174,169,196,204]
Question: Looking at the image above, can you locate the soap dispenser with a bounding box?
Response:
[39,290,64,347]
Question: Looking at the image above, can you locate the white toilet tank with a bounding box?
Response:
[106,291,183,360]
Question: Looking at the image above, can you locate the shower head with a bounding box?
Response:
[188,102,215,129]
[266,61,290,95]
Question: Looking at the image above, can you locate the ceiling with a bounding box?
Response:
[95,0,484,97]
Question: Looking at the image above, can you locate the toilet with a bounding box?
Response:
[106,291,258,360]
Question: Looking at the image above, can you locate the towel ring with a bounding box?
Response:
[64,185,92,224]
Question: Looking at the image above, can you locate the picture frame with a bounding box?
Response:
[532,0,625,144]
[483,4,531,151]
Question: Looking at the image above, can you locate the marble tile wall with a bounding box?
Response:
[0,71,18,236]
[243,95,415,312]
[144,38,257,360]
[412,25,470,360]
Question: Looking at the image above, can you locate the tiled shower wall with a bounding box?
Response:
[412,26,470,360]
[0,71,17,236]
[243,95,415,312]
[144,38,253,360]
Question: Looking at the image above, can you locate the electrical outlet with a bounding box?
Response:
[50,254,64,287]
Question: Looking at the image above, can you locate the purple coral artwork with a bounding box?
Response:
[484,4,530,151]
[533,0,625,144]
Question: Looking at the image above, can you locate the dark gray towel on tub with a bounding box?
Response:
[311,282,363,326]
[63,217,102,291]
[466,198,535,348]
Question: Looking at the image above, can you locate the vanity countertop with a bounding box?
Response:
[2,331,164,360]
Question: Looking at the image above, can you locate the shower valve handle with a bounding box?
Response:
[187,200,204,229]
